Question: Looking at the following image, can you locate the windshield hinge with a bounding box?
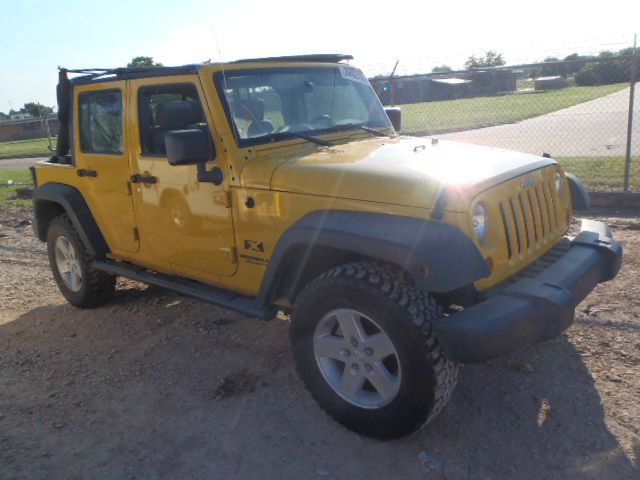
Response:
[214,191,232,208]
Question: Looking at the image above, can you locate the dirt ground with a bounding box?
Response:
[1,206,638,480]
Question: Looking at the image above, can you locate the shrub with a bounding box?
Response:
[574,59,630,86]
[540,57,567,77]
[574,64,599,86]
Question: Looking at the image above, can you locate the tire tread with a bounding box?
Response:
[48,214,115,308]
[291,261,458,437]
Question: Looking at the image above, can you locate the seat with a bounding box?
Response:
[150,100,205,154]
[243,99,274,137]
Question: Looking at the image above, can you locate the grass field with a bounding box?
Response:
[0,137,54,160]
[557,156,639,191]
[400,83,628,135]
[0,169,34,210]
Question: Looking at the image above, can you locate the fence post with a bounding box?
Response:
[624,53,637,191]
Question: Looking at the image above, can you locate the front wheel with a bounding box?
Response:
[46,214,115,308]
[290,262,458,439]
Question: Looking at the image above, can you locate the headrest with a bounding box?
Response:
[239,99,266,122]
[154,100,204,129]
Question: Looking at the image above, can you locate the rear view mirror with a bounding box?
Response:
[384,107,402,132]
[165,129,214,166]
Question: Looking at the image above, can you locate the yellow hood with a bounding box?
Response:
[265,137,556,211]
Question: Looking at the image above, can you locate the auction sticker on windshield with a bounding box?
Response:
[339,66,370,85]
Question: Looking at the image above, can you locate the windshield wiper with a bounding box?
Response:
[333,124,389,137]
[279,131,334,147]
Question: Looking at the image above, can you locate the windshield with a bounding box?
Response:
[214,66,392,147]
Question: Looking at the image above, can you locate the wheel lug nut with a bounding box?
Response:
[351,364,359,372]
[365,363,373,373]
[350,337,358,348]
[365,347,373,356]
[342,349,351,357]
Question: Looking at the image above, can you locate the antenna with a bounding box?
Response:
[210,25,239,145]
[210,26,228,91]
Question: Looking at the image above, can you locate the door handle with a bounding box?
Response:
[130,174,157,184]
[77,169,98,177]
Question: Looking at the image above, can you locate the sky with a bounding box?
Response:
[1,0,639,112]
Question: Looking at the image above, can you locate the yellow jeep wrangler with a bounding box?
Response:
[32,54,622,439]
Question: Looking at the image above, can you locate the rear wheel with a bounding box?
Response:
[47,215,115,308]
[290,262,458,439]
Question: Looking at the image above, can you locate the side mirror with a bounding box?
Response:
[164,129,214,166]
[384,107,402,132]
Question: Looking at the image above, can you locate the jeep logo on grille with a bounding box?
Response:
[522,177,536,188]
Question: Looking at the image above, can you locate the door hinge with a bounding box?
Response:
[213,191,232,208]
[218,246,237,263]
[132,227,139,241]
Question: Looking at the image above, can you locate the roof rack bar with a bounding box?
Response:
[59,54,354,85]
[63,65,202,85]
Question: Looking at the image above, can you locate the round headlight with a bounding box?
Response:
[472,203,487,243]
[555,172,564,194]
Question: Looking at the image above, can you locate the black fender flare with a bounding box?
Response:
[256,210,490,307]
[565,173,590,212]
[32,182,109,256]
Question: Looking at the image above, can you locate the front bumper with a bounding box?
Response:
[433,219,623,364]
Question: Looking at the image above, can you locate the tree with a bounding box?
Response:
[464,55,481,69]
[127,56,163,68]
[540,57,567,77]
[598,50,615,58]
[464,51,505,69]
[574,64,599,86]
[574,47,633,86]
[0,111,8,121]
[563,53,591,76]
[23,102,53,118]
[618,46,637,56]
[431,65,453,74]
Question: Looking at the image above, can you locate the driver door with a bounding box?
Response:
[127,76,237,279]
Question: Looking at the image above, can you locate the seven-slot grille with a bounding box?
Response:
[498,174,566,262]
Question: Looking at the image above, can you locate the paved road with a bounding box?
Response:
[441,84,640,157]
[0,157,46,169]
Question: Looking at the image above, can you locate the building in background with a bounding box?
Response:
[9,111,32,121]
[371,69,517,105]
[0,115,59,142]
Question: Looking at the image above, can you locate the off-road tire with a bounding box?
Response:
[290,261,458,439]
[46,214,115,308]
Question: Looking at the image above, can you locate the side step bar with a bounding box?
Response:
[93,259,275,320]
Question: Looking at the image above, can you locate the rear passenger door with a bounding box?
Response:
[128,76,237,279]
[74,82,139,254]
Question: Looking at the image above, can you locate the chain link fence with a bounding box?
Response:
[369,55,639,192]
